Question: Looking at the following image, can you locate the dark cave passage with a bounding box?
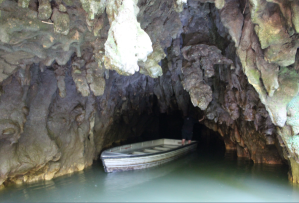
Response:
[157,110,226,154]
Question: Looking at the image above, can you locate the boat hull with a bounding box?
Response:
[101,141,197,172]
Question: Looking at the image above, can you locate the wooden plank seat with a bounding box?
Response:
[153,147,170,151]
[143,149,160,153]
[132,151,147,155]
[163,145,178,148]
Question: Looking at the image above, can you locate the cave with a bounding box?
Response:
[1,0,299,201]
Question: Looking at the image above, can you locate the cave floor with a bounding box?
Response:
[1,148,298,202]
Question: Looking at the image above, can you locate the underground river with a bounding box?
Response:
[1,141,299,202]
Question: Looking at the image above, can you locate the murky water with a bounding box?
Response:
[1,149,299,202]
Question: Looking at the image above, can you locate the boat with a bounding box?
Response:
[100,138,197,172]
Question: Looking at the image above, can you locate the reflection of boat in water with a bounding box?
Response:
[103,151,195,191]
[101,139,197,172]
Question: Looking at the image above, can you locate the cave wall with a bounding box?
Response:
[167,1,283,164]
[0,0,299,186]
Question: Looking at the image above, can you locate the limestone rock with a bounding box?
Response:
[71,59,90,97]
[38,0,52,20]
[18,0,30,8]
[287,95,299,135]
[80,0,106,20]
[256,57,279,97]
[215,0,225,9]
[289,158,299,184]
[219,0,243,46]
[104,0,153,76]
[250,0,291,49]
[189,83,213,110]
[182,44,233,78]
[86,62,106,96]
[174,0,187,12]
[139,43,165,78]
[265,67,298,127]
[51,8,70,35]
[291,1,299,33]
[264,39,299,67]
[0,59,18,83]
[59,4,67,12]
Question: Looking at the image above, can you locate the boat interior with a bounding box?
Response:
[101,139,196,157]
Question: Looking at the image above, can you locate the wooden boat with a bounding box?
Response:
[100,138,197,172]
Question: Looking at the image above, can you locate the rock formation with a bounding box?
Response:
[0,0,299,186]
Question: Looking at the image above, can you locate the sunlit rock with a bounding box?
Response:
[266,68,298,127]
[139,43,164,78]
[287,95,299,135]
[250,0,291,49]
[174,0,187,12]
[289,158,299,184]
[104,0,153,76]
[215,0,225,9]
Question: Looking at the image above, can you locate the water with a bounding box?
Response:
[1,149,299,202]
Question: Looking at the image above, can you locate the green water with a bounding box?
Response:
[1,149,299,202]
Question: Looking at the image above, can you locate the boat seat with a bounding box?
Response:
[143,149,160,153]
[153,147,169,151]
[163,145,178,148]
[132,151,147,155]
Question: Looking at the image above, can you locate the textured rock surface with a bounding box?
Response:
[0,0,299,186]
[104,0,153,75]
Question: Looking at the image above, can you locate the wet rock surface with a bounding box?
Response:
[0,0,299,186]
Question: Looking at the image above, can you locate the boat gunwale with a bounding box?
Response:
[101,141,197,160]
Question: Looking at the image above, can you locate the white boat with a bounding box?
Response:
[100,138,197,172]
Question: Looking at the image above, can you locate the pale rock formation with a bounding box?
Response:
[104,0,153,75]
[175,0,187,12]
[139,43,164,78]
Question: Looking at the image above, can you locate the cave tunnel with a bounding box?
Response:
[157,107,226,154]
[107,93,226,155]
[1,0,299,201]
